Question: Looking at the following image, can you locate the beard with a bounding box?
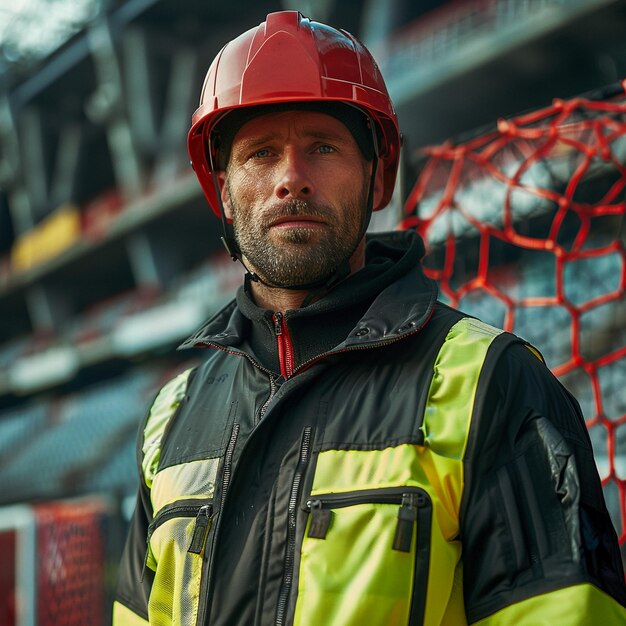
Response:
[229,189,366,288]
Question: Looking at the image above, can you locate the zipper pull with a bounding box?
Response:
[393,493,419,552]
[307,499,333,539]
[188,504,213,555]
[274,312,283,336]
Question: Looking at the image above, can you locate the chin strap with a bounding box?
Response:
[208,109,380,305]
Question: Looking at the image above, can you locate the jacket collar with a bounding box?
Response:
[179,230,437,359]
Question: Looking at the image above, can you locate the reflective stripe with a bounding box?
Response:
[472,583,626,625]
[422,318,502,461]
[421,318,500,625]
[142,368,193,488]
[151,458,219,515]
[112,601,150,626]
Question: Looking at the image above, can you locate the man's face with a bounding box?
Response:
[220,110,371,288]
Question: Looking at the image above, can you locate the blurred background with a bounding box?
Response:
[0,0,625,624]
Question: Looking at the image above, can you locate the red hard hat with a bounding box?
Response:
[187,10,401,216]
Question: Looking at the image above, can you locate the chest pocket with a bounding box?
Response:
[294,485,432,626]
[145,499,213,626]
[145,456,220,626]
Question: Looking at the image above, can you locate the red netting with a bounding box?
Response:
[35,500,107,626]
[402,80,626,550]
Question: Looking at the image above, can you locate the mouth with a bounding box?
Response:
[269,215,326,229]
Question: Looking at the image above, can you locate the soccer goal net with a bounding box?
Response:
[0,497,117,626]
[403,80,626,555]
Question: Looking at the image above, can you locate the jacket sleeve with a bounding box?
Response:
[112,485,153,625]
[112,367,195,625]
[460,338,626,625]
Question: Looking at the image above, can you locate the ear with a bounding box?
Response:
[216,171,233,220]
[372,158,385,209]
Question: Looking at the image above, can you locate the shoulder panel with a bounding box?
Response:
[141,368,194,488]
[422,317,503,460]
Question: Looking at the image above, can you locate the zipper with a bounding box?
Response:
[273,312,295,379]
[304,487,429,548]
[190,339,280,625]
[304,486,429,511]
[142,500,213,580]
[195,310,431,383]
[275,426,313,626]
[305,486,432,626]
[220,423,240,511]
[147,500,213,541]
[258,372,278,424]
[195,423,240,626]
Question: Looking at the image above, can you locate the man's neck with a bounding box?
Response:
[248,240,366,312]
[249,286,309,312]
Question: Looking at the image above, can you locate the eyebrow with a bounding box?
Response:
[235,128,349,151]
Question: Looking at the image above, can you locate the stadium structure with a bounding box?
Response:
[0,1,624,623]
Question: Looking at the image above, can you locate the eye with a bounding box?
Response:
[317,144,335,154]
[252,148,272,159]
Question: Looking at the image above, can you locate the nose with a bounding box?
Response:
[274,147,314,200]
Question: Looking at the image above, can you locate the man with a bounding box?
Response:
[113,11,626,626]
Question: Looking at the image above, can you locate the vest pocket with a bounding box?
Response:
[145,499,214,626]
[294,487,432,626]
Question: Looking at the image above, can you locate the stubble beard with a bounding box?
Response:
[229,190,365,288]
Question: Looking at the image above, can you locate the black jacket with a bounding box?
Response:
[114,231,626,625]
